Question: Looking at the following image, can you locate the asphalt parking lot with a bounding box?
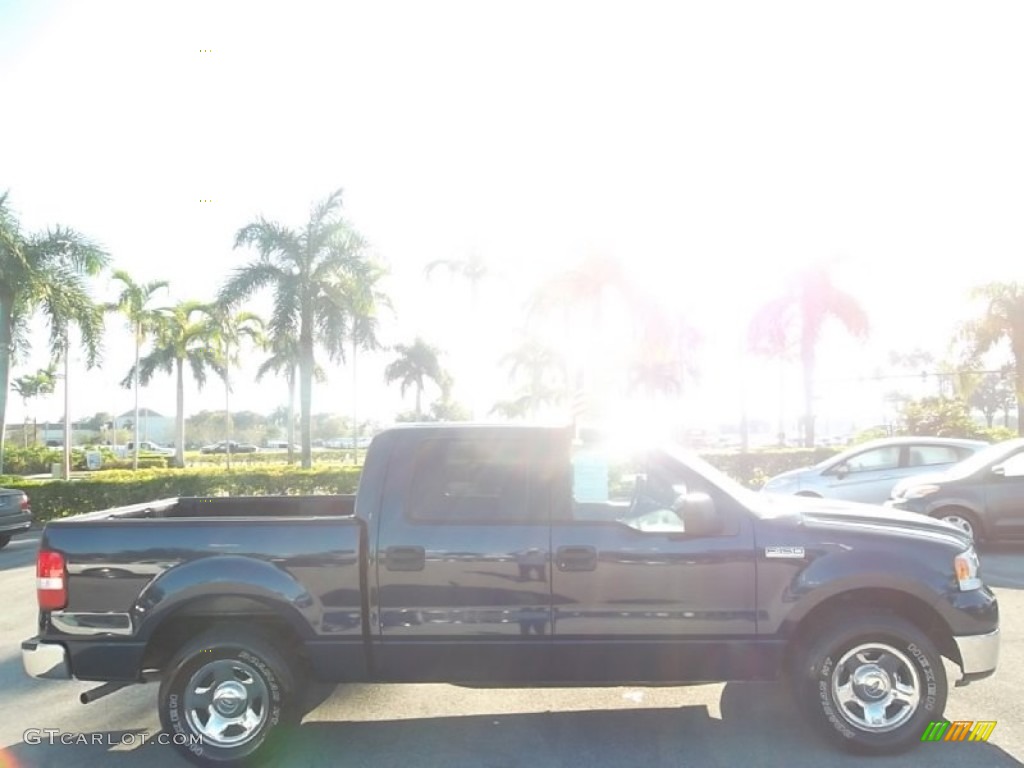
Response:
[1,532,1021,768]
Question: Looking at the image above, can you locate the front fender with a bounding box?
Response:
[760,545,956,636]
[132,555,319,641]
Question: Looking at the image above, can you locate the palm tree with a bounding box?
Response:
[960,282,1024,435]
[529,253,640,407]
[125,301,221,468]
[748,260,868,447]
[424,252,490,306]
[492,336,566,420]
[348,261,390,454]
[424,252,491,417]
[385,338,444,420]
[221,188,371,468]
[0,191,109,473]
[107,270,169,470]
[11,366,56,446]
[256,336,328,465]
[206,305,264,469]
[629,307,702,399]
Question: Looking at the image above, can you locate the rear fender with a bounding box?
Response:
[132,555,318,641]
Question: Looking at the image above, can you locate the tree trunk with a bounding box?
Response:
[0,299,13,475]
[352,337,358,464]
[62,345,71,479]
[801,335,816,448]
[174,359,186,468]
[225,369,232,471]
[286,366,296,465]
[1017,379,1024,437]
[777,361,786,447]
[299,312,314,469]
[133,324,141,471]
[415,381,423,421]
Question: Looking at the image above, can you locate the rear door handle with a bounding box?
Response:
[556,545,597,572]
[384,546,426,571]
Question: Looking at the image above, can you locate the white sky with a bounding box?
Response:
[2,1,1023,435]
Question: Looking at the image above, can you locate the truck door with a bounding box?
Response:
[549,448,760,682]
[373,430,558,681]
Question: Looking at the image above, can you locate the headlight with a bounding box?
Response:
[954,547,982,591]
[903,484,940,500]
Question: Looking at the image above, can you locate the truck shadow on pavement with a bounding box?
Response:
[4,682,1019,768]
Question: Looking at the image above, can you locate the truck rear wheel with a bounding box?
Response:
[158,626,300,766]
[793,614,947,754]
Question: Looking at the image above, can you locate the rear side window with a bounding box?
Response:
[844,446,900,472]
[907,445,961,467]
[405,437,540,523]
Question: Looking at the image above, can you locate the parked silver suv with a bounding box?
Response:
[761,436,987,504]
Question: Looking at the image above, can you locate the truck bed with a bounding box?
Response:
[38,494,367,682]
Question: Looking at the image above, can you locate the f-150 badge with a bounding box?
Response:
[765,546,805,558]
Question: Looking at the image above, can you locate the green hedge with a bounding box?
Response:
[7,466,362,523]
[701,448,839,489]
[185,449,363,466]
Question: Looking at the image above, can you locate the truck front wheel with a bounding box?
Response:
[793,614,947,754]
[158,627,300,766]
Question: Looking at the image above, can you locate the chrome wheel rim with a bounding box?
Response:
[831,643,921,733]
[942,514,975,539]
[184,658,269,747]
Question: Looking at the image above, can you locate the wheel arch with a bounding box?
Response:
[783,587,960,669]
[140,599,311,675]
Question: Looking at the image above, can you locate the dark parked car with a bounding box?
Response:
[887,437,1024,542]
[762,436,987,504]
[0,487,31,549]
[23,425,998,765]
[199,440,258,454]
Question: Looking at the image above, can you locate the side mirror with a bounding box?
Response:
[833,464,849,479]
[679,492,723,537]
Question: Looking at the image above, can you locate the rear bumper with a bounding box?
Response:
[954,628,1000,678]
[0,510,32,534]
[22,637,71,679]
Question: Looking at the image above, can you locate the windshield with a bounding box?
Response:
[942,439,1024,479]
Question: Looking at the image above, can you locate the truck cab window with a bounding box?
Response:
[405,437,539,523]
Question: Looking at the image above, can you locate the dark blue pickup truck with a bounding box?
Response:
[22,425,999,765]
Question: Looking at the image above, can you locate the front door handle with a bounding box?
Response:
[384,546,426,571]
[556,545,597,572]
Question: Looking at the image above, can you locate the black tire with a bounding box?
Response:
[158,626,301,766]
[932,507,983,544]
[792,614,947,754]
[0,534,11,549]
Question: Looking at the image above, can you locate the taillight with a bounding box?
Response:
[20,493,29,511]
[37,550,67,611]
